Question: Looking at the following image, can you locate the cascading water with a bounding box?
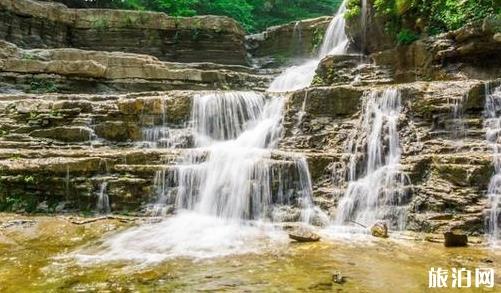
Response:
[77,92,319,263]
[74,1,351,264]
[484,84,501,246]
[268,0,348,92]
[96,181,110,214]
[333,88,409,232]
[138,97,188,148]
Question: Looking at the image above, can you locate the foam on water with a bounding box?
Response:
[71,1,352,263]
[74,211,288,264]
[75,92,318,262]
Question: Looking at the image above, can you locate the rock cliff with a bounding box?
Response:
[0,0,247,65]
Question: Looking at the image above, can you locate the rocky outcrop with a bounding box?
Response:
[279,78,498,234]
[372,16,501,82]
[0,41,271,93]
[313,54,394,86]
[0,0,247,65]
[345,0,395,54]
[246,17,332,67]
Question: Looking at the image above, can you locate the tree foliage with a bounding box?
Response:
[347,0,499,44]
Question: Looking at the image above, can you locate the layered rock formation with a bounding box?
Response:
[0,0,247,65]
[246,16,332,67]
[0,41,270,93]
[371,15,501,82]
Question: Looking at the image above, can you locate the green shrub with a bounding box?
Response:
[370,0,497,42]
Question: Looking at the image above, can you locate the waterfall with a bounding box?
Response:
[96,181,110,214]
[268,0,348,92]
[333,88,409,231]
[484,84,501,245]
[138,97,188,148]
[151,92,316,221]
[80,91,319,263]
[75,2,349,263]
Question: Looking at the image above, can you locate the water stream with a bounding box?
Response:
[96,181,110,214]
[77,0,357,263]
[268,0,348,92]
[333,88,409,232]
[484,84,501,246]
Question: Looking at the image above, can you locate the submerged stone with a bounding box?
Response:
[332,271,346,284]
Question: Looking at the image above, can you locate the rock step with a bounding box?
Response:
[0,40,272,94]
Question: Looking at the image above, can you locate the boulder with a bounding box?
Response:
[331,271,346,284]
[370,221,389,238]
[288,228,321,242]
[444,230,468,247]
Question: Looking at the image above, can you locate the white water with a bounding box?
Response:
[268,0,348,92]
[96,181,110,214]
[333,89,408,232]
[74,1,351,263]
[78,91,320,263]
[138,96,189,148]
[484,85,501,246]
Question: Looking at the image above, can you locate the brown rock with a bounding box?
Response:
[0,0,247,65]
[444,230,468,247]
[30,126,92,142]
[370,221,389,238]
[289,228,321,242]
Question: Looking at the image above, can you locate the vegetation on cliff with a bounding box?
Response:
[346,0,500,44]
[44,0,343,32]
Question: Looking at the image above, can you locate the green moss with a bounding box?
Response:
[29,79,58,94]
[370,0,497,39]
[21,52,36,60]
[91,17,109,31]
[0,194,38,213]
[311,27,326,53]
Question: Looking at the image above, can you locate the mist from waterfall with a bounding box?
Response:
[267,0,348,92]
[332,88,409,232]
[484,84,501,246]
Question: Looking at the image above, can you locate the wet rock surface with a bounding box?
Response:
[247,16,332,67]
[444,230,468,247]
[288,228,321,242]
